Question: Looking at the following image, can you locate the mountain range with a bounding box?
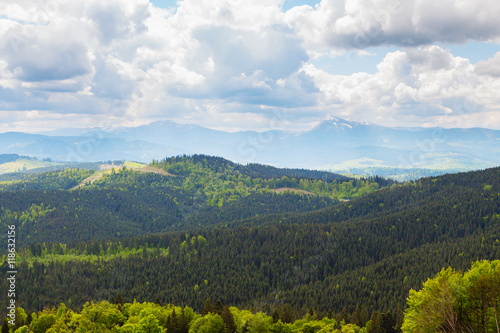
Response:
[1,116,499,179]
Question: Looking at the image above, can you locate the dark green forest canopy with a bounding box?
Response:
[3,260,498,333]
[0,161,499,321]
[0,155,388,245]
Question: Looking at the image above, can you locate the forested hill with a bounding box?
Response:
[219,165,500,229]
[1,163,499,324]
[0,155,386,245]
[153,155,354,182]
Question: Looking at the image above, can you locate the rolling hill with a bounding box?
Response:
[0,155,498,321]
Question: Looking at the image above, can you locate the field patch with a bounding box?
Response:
[123,161,146,169]
[71,169,113,189]
[137,166,178,177]
[0,158,62,174]
[272,187,314,195]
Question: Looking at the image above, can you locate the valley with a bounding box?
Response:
[0,154,499,332]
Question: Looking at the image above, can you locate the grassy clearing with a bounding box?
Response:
[71,169,113,189]
[0,158,62,174]
[123,161,146,169]
[72,163,177,189]
[272,187,314,195]
[137,166,178,177]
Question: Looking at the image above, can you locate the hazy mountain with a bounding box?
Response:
[0,132,175,162]
[2,117,499,177]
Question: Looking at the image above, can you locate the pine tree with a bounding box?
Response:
[315,305,322,320]
[202,299,213,315]
[27,312,32,326]
[272,310,280,323]
[339,307,349,324]
[368,311,381,333]
[180,308,189,333]
[280,304,294,324]
[221,305,236,333]
[114,293,123,305]
[168,308,179,333]
[214,300,224,315]
[352,304,362,326]
[306,306,315,320]
[395,304,404,331]
[380,312,397,333]
[360,306,370,327]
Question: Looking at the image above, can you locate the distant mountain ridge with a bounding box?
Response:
[1,117,499,179]
[311,116,371,130]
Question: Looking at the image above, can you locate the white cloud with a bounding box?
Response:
[285,0,500,54]
[304,45,500,128]
[0,0,500,132]
[475,52,500,77]
[0,0,317,124]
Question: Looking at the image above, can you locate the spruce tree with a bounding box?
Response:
[272,310,280,323]
[380,312,397,333]
[280,304,295,324]
[221,305,236,333]
[339,307,349,324]
[167,308,182,333]
[114,293,123,305]
[352,305,361,326]
[214,300,224,315]
[202,299,213,315]
[315,305,322,320]
[180,308,189,333]
[368,311,381,333]
[360,306,370,327]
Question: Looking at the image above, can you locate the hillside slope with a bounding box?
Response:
[0,155,382,244]
[1,164,498,316]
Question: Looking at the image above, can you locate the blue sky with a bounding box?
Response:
[151,0,322,12]
[0,0,499,133]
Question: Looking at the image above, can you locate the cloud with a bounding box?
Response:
[3,36,91,82]
[0,0,500,132]
[0,0,318,123]
[84,0,150,44]
[177,25,313,106]
[304,45,500,128]
[475,52,500,77]
[285,0,500,52]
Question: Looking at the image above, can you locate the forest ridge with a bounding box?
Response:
[0,155,499,332]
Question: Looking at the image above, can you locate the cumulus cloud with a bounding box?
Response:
[304,45,500,128]
[0,0,500,131]
[285,0,500,53]
[0,0,319,127]
[3,34,91,82]
[475,52,500,77]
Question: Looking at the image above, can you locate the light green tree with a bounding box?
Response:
[189,313,225,333]
[403,260,500,333]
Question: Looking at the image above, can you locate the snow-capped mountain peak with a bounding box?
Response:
[315,115,370,131]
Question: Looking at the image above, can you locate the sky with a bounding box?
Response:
[1,0,500,133]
